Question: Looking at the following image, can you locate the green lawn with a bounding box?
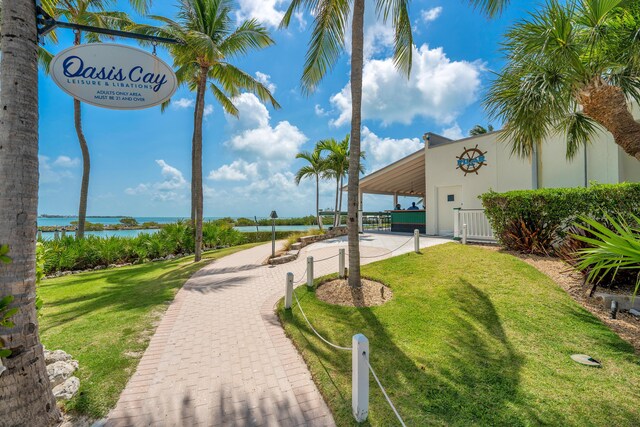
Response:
[39,243,262,418]
[279,243,640,426]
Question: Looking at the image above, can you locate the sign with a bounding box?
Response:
[50,43,177,110]
[456,145,487,176]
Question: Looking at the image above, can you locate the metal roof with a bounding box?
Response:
[355,148,425,197]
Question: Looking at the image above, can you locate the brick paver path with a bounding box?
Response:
[106,233,449,426]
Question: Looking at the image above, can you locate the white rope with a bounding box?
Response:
[313,253,340,263]
[360,235,416,259]
[366,358,407,427]
[293,266,308,284]
[293,290,352,351]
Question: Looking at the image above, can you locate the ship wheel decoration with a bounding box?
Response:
[456,145,488,176]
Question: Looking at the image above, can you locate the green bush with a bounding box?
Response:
[481,183,640,254]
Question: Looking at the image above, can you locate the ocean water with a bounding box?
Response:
[38,216,200,227]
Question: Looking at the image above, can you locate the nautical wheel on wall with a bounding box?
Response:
[456,145,488,176]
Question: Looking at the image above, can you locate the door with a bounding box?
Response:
[437,185,462,235]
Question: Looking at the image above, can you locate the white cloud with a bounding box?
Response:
[204,105,214,117]
[208,159,259,181]
[125,159,188,202]
[441,123,465,140]
[224,93,307,162]
[361,127,424,172]
[53,155,80,168]
[421,7,443,23]
[314,104,329,116]
[330,44,483,127]
[172,98,194,109]
[236,0,285,28]
[255,71,277,94]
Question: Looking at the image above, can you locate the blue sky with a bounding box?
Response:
[38,0,534,218]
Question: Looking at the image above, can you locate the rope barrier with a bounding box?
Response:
[293,265,308,284]
[312,253,340,263]
[366,358,407,427]
[360,234,416,259]
[293,290,352,351]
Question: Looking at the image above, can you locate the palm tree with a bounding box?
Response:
[469,124,494,136]
[141,0,279,261]
[486,0,640,161]
[0,1,60,423]
[317,137,347,227]
[42,0,150,238]
[295,148,326,231]
[281,0,508,287]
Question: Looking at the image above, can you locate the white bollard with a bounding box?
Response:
[307,256,314,288]
[285,272,293,309]
[339,248,346,278]
[352,334,369,422]
[462,224,468,245]
[414,229,420,253]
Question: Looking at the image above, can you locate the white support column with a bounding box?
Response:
[307,256,314,288]
[339,248,346,278]
[352,334,369,423]
[284,272,293,309]
[462,224,468,245]
[414,229,420,253]
[393,193,398,209]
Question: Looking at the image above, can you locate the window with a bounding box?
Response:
[447,194,455,202]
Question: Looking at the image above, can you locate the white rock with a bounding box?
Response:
[44,349,72,365]
[53,376,80,400]
[47,360,78,387]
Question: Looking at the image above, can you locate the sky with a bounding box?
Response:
[38,0,536,218]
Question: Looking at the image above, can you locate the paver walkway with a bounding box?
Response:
[106,233,449,426]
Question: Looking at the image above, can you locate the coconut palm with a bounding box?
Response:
[486,0,640,160]
[139,0,279,261]
[295,148,326,231]
[469,124,494,136]
[0,1,60,423]
[281,0,508,287]
[41,0,150,238]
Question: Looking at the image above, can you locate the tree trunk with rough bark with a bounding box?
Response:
[192,66,208,262]
[347,0,365,288]
[73,33,91,239]
[316,176,323,231]
[580,83,640,161]
[0,0,61,424]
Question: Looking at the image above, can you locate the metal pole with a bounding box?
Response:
[352,334,369,423]
[285,272,293,309]
[307,256,314,288]
[339,248,346,278]
[272,220,276,258]
[414,229,420,253]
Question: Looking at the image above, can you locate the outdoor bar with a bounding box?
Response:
[390,210,426,233]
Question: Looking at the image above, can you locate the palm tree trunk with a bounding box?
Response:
[192,66,208,262]
[580,83,640,161]
[347,0,365,288]
[338,174,344,226]
[316,175,323,231]
[0,0,61,423]
[334,177,340,227]
[73,33,90,239]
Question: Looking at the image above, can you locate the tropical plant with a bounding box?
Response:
[281,0,507,287]
[469,124,494,136]
[0,1,60,422]
[572,213,640,298]
[295,148,326,231]
[41,0,151,238]
[137,0,279,262]
[486,0,640,161]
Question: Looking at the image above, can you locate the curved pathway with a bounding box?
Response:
[106,233,448,426]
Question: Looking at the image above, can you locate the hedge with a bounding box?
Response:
[480,183,640,254]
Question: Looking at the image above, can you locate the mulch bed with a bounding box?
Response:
[316,279,393,307]
[481,245,640,354]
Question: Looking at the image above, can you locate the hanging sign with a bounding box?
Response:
[50,43,178,110]
[456,145,488,176]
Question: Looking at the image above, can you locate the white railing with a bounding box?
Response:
[453,209,495,242]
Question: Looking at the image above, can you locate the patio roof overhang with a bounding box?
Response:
[349,148,425,197]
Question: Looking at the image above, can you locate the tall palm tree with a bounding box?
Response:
[42,0,150,238]
[0,1,60,423]
[486,0,640,161]
[469,124,494,136]
[295,148,326,231]
[317,137,348,227]
[281,0,508,288]
[140,0,279,261]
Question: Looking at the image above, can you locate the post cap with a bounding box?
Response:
[270,210,278,219]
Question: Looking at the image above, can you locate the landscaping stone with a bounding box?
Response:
[47,360,78,387]
[52,376,80,401]
[44,349,72,364]
[594,292,640,311]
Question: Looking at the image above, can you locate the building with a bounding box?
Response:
[357,111,640,238]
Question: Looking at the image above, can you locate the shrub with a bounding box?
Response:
[481,183,640,254]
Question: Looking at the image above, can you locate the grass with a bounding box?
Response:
[278,243,640,426]
[38,242,263,418]
[283,228,325,251]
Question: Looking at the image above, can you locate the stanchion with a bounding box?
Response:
[462,224,468,245]
[285,272,293,309]
[352,334,369,422]
[339,248,346,278]
[414,229,420,253]
[307,256,314,288]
